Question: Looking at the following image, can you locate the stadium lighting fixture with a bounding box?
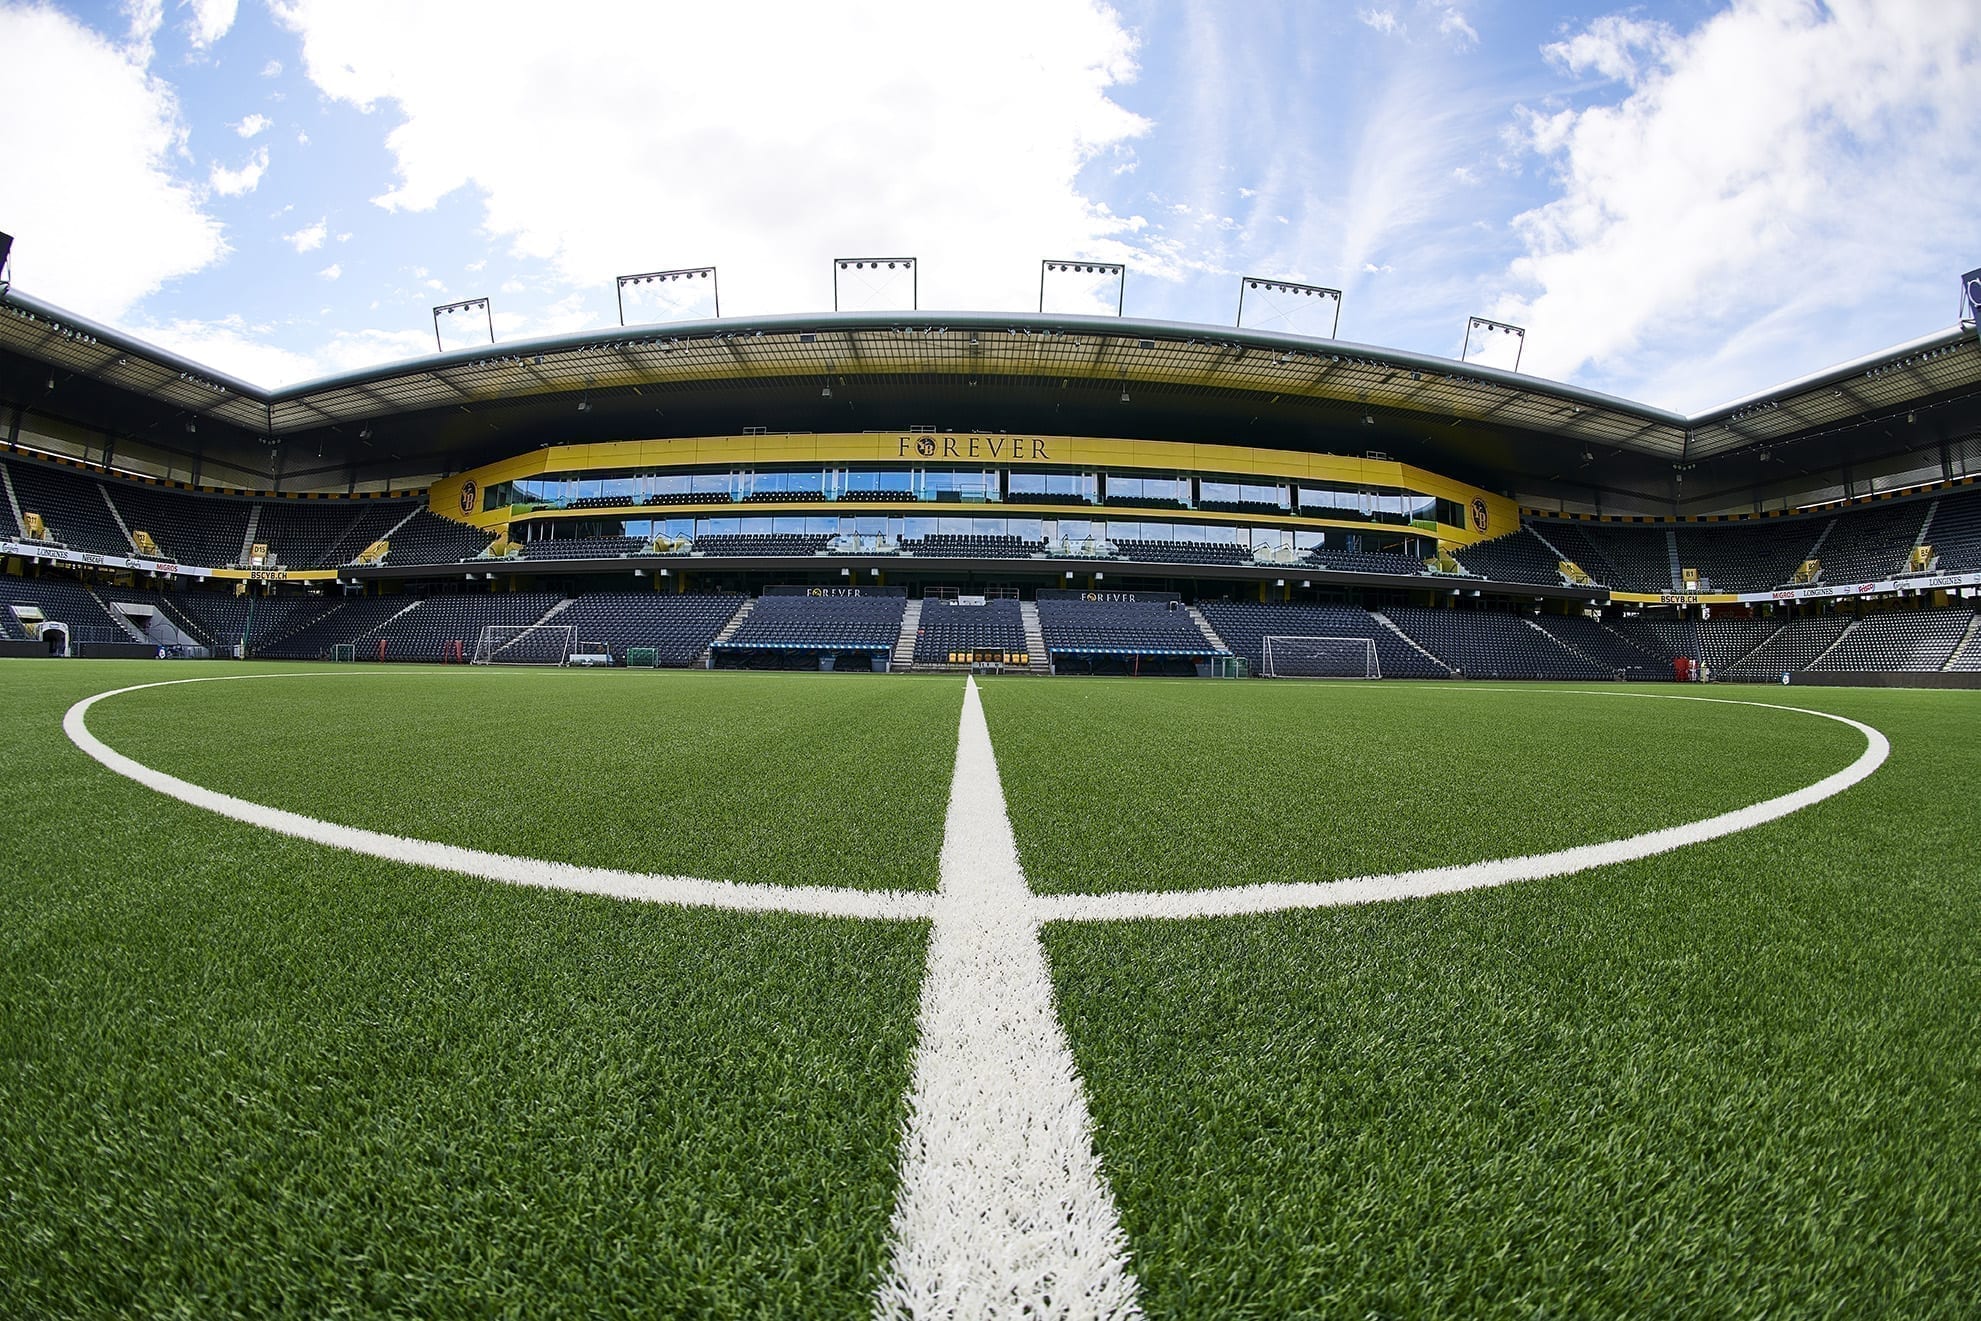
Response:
[432,297,494,353]
[1462,316,1526,371]
[833,257,918,312]
[615,266,718,326]
[1120,389,1131,403]
[1040,259,1125,315]
[1235,276,1343,337]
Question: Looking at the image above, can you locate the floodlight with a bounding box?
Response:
[1235,275,1343,337]
[432,297,494,352]
[615,266,719,325]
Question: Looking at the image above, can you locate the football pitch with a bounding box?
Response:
[1,661,1975,1317]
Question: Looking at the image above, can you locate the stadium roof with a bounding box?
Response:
[4,285,1977,511]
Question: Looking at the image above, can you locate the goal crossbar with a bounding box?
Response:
[1261,635,1380,679]
[471,623,577,666]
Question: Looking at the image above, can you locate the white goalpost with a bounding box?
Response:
[471,623,577,666]
[1261,635,1380,679]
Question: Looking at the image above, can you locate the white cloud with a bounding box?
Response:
[123,0,164,61]
[319,263,341,280]
[284,218,327,252]
[1542,14,1678,87]
[134,314,321,387]
[1438,7,1478,47]
[233,112,271,138]
[273,0,1150,317]
[184,0,238,48]
[335,231,351,242]
[0,5,224,317]
[296,129,310,145]
[1499,0,1981,408]
[209,145,268,195]
[1357,8,1400,36]
[261,57,283,77]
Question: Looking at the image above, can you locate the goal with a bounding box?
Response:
[1261,635,1380,679]
[470,623,577,666]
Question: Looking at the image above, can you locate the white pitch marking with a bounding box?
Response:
[1031,693,1890,924]
[63,672,1894,1314]
[874,677,1143,1320]
[62,674,935,922]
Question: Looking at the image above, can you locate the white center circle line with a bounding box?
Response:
[63,676,1889,924]
[62,672,937,922]
[1028,689,1891,923]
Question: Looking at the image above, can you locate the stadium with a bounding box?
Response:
[2,245,1978,1318]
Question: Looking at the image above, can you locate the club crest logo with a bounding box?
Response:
[915,437,937,458]
[460,480,478,514]
[1471,497,1489,533]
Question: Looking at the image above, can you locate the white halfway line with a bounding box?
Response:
[874,676,1142,1320]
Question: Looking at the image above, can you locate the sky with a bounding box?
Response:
[0,0,1976,413]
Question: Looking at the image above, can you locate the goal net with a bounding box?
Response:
[471,623,576,666]
[1261,635,1380,679]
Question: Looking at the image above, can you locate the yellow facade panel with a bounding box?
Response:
[429,431,1521,545]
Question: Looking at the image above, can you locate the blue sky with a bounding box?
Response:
[2,0,1976,411]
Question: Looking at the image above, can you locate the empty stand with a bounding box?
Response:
[1673,519,1824,591]
[1113,540,1252,566]
[913,599,1028,663]
[693,534,829,557]
[1814,501,1925,583]
[1528,613,1667,677]
[1384,605,1607,679]
[1923,488,1981,571]
[3,458,129,554]
[170,593,324,654]
[258,596,418,659]
[1807,610,1975,672]
[518,535,646,561]
[713,594,907,668]
[1,573,127,637]
[1453,528,1564,584]
[904,534,1044,558]
[1302,546,1428,577]
[380,510,497,564]
[104,483,254,566]
[1195,601,1450,678]
[1722,616,1854,678]
[1533,521,1671,591]
[370,593,564,662]
[555,593,746,664]
[248,499,408,568]
[1035,598,1223,675]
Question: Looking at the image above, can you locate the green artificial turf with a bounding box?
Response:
[0,661,928,1318]
[980,677,1868,893]
[88,664,962,890]
[7,661,1977,1318]
[1043,685,1981,1318]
